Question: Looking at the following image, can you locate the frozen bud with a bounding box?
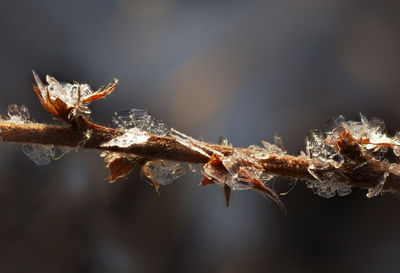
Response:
[32,71,118,119]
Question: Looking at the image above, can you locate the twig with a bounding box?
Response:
[1,117,400,193]
[1,71,400,207]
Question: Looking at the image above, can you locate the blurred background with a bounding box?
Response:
[0,0,400,272]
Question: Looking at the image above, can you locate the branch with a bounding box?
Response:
[1,71,400,207]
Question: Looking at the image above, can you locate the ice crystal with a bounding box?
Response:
[366,164,392,198]
[334,114,400,157]
[142,160,186,186]
[112,109,167,136]
[303,114,400,198]
[306,168,351,198]
[248,137,286,160]
[6,104,63,165]
[169,128,219,158]
[21,144,55,166]
[203,150,273,191]
[306,129,343,168]
[7,104,31,124]
[306,180,352,198]
[218,136,229,146]
[102,127,150,148]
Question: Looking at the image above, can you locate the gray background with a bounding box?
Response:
[0,0,400,272]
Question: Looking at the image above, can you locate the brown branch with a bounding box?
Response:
[2,117,400,194]
[2,72,399,206]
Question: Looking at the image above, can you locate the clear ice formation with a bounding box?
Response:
[112,109,167,136]
[169,128,221,158]
[7,104,68,165]
[143,160,186,185]
[7,104,31,124]
[103,109,169,148]
[201,136,286,193]
[203,149,274,191]
[21,144,55,166]
[304,113,400,198]
[102,127,150,148]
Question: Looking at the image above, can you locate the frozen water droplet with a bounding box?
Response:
[143,160,186,185]
[218,136,228,146]
[21,144,55,166]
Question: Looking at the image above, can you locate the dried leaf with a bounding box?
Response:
[108,157,137,182]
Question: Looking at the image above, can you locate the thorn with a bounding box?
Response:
[224,184,231,207]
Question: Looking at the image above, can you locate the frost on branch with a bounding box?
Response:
[102,109,169,148]
[6,71,400,207]
[201,142,284,207]
[102,109,174,185]
[304,114,400,198]
[141,160,186,193]
[112,109,167,136]
[6,104,57,165]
